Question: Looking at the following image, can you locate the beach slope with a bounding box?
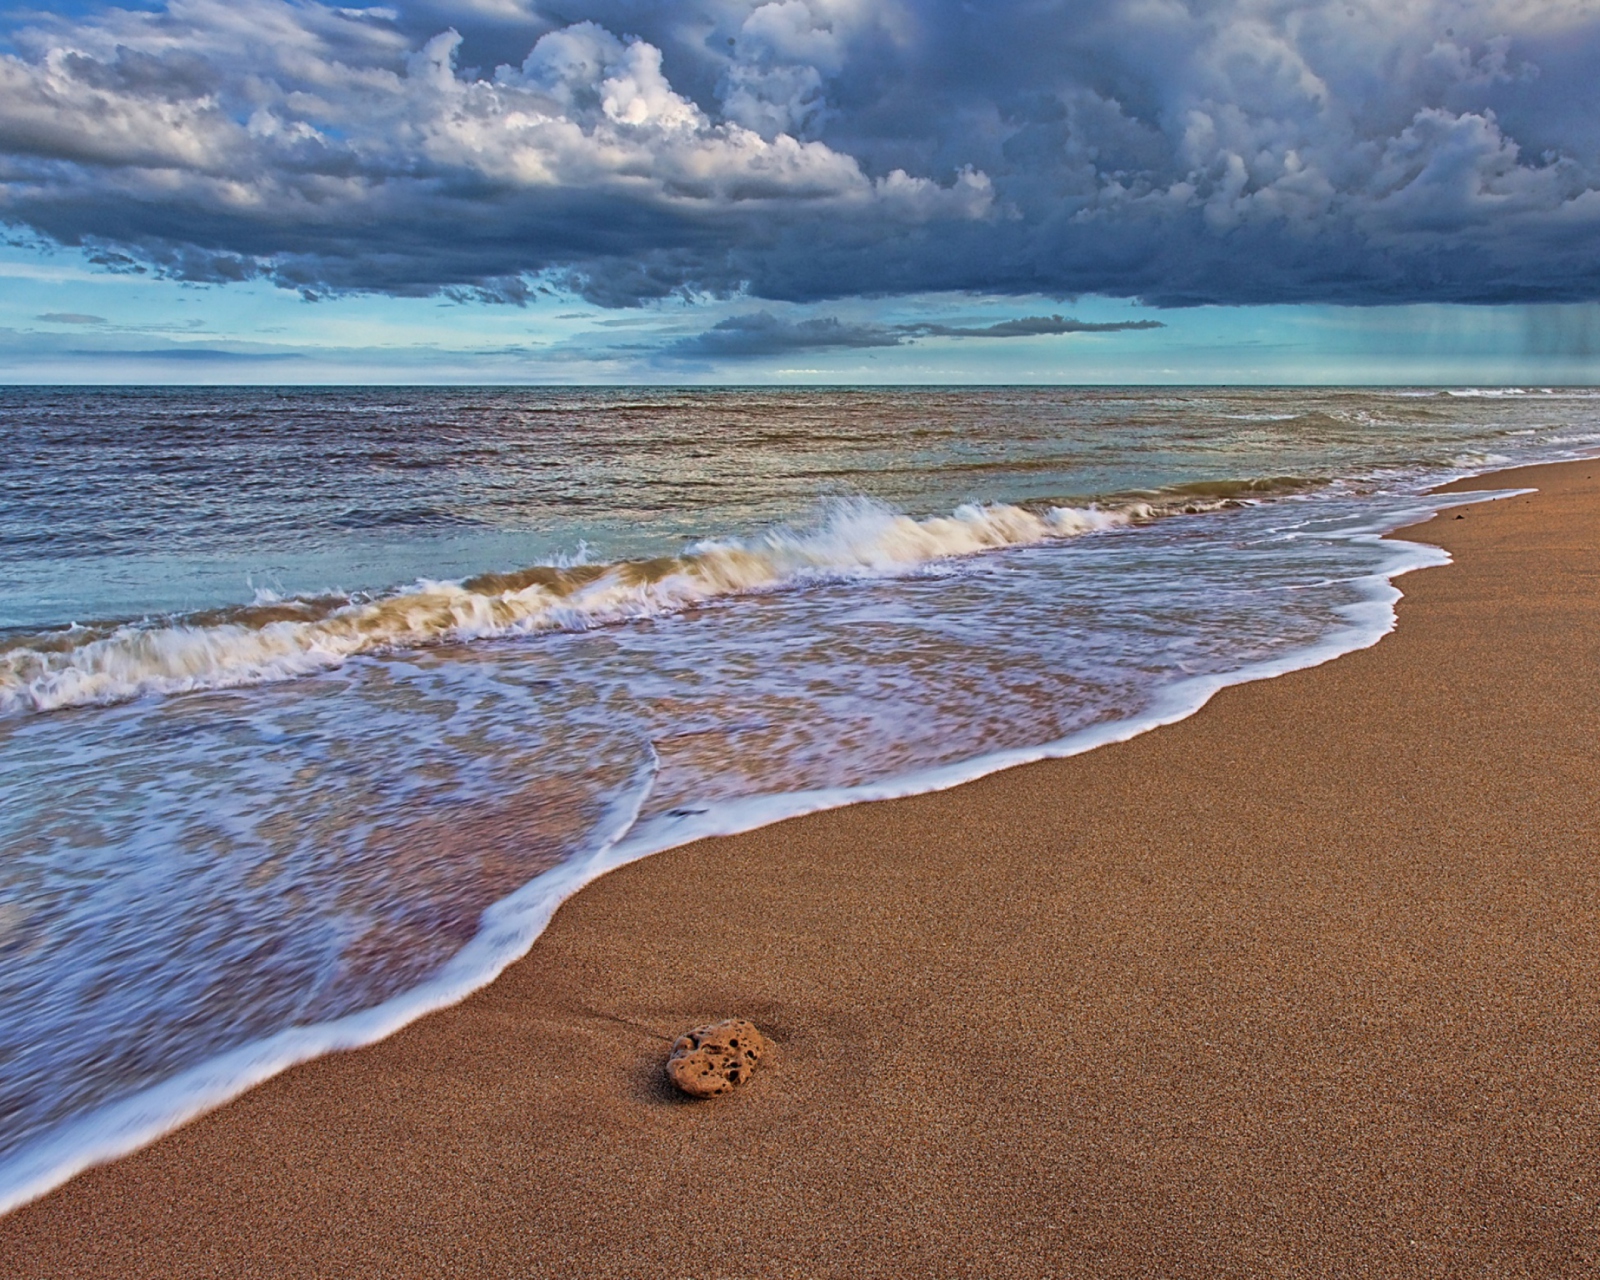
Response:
[1,460,1597,1277]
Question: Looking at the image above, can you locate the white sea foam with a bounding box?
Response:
[0,485,1525,1219]
[0,499,1131,716]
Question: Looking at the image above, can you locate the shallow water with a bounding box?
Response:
[0,385,1596,1209]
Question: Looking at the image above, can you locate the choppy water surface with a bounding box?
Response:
[0,385,1595,1208]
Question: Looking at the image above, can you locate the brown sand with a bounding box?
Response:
[2,460,1598,1278]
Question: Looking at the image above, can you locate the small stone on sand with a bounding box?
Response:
[665,1018,767,1098]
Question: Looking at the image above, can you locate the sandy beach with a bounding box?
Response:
[1,457,1597,1278]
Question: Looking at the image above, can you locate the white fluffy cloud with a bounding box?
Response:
[0,3,985,216]
[715,0,888,137]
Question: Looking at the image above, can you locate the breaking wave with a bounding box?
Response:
[1,497,1153,715]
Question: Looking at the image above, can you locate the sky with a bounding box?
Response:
[3,0,1600,383]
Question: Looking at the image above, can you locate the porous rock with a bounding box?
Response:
[665,1018,767,1098]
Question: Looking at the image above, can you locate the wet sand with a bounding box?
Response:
[2,459,1598,1278]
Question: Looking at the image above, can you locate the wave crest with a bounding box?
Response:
[1,499,1132,715]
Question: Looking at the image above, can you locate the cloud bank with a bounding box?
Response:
[909,316,1166,339]
[668,310,1164,356]
[668,312,906,357]
[3,0,1600,307]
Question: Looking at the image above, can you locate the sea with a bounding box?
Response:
[1,384,1596,1211]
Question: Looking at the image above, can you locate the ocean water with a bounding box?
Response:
[0,385,1595,1210]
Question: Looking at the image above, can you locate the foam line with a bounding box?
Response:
[0,741,660,1217]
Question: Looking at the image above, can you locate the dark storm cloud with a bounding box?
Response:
[667,311,906,357]
[910,316,1165,338]
[666,310,1166,356]
[3,1,1600,308]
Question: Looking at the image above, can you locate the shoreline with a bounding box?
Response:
[3,458,1599,1275]
[0,473,1491,1216]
